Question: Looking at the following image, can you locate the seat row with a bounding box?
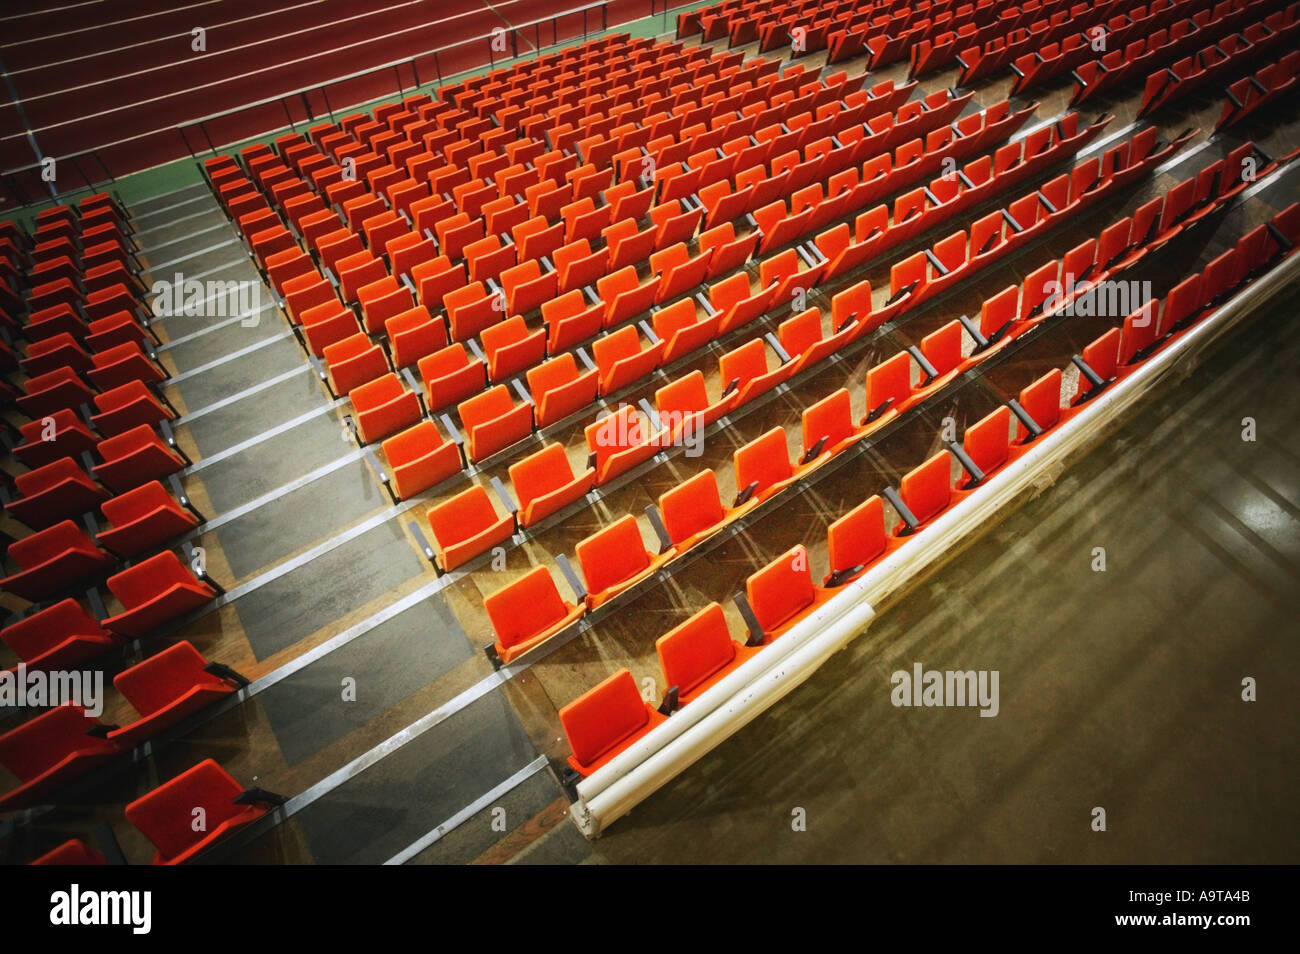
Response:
[1216,48,1300,129]
[554,196,1300,779]
[24,756,279,865]
[0,637,248,812]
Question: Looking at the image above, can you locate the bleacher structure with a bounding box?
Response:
[1,0,1298,864]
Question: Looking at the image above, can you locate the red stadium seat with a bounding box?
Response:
[1,599,120,672]
[92,425,186,494]
[457,385,533,462]
[0,705,119,811]
[102,550,217,638]
[745,545,830,643]
[30,839,107,866]
[4,457,110,530]
[97,481,199,557]
[125,759,273,864]
[108,641,244,746]
[0,519,114,600]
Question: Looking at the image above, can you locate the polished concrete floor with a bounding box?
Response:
[2,6,1298,865]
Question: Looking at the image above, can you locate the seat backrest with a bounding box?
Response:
[484,565,571,651]
[558,669,650,767]
[866,351,911,414]
[509,443,575,507]
[827,495,886,575]
[660,469,725,545]
[125,759,245,860]
[526,352,579,400]
[427,485,500,546]
[801,388,855,453]
[656,602,737,697]
[1018,368,1062,437]
[9,519,95,568]
[107,550,198,608]
[575,515,651,594]
[747,545,815,634]
[0,704,101,780]
[778,307,825,357]
[900,451,952,524]
[964,406,1011,475]
[734,427,793,497]
[114,640,212,717]
[458,384,515,429]
[0,599,108,660]
[655,370,709,420]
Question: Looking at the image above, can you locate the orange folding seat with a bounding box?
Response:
[801,388,866,463]
[509,443,596,528]
[656,603,759,707]
[324,333,388,395]
[336,251,388,304]
[718,337,793,407]
[463,234,516,286]
[513,214,565,263]
[744,544,830,643]
[264,249,315,297]
[426,484,515,571]
[102,550,217,638]
[480,315,546,382]
[597,265,657,327]
[385,305,448,369]
[0,705,120,811]
[125,759,278,865]
[575,514,672,609]
[0,520,113,601]
[1017,368,1063,439]
[301,300,360,358]
[435,212,485,261]
[709,271,773,334]
[92,425,186,494]
[649,200,701,249]
[733,426,797,505]
[898,451,953,529]
[865,351,912,423]
[542,289,604,353]
[356,275,414,335]
[443,281,501,343]
[457,385,533,461]
[501,259,557,316]
[649,242,712,303]
[417,342,486,411]
[655,369,735,439]
[652,298,717,364]
[698,221,757,279]
[381,420,462,499]
[284,273,338,325]
[584,403,663,484]
[5,458,109,531]
[559,669,666,776]
[13,408,98,468]
[527,352,599,428]
[602,218,657,272]
[552,238,606,294]
[486,565,585,664]
[387,232,437,280]
[107,641,245,747]
[351,373,421,444]
[97,481,200,558]
[658,468,743,551]
[824,495,888,586]
[962,406,1012,484]
[591,324,664,394]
